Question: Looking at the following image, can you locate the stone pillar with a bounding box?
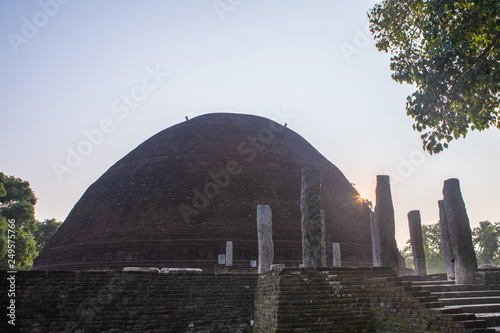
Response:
[226,241,233,267]
[438,200,455,280]
[370,212,381,267]
[408,210,426,276]
[321,209,326,267]
[257,204,274,274]
[332,243,341,267]
[218,254,226,265]
[374,175,398,270]
[442,178,477,284]
[300,168,325,267]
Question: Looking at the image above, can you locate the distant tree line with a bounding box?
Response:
[402,220,500,274]
[0,172,61,270]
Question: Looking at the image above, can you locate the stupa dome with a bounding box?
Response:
[33,113,373,270]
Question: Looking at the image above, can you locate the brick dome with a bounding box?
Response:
[33,113,373,270]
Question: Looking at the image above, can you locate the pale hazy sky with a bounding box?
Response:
[1,0,499,248]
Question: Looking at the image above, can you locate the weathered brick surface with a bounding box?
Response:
[254,269,496,333]
[3,269,499,332]
[366,276,491,333]
[33,113,373,271]
[476,269,500,290]
[1,271,257,332]
[253,267,396,332]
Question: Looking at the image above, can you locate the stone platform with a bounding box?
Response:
[3,268,500,332]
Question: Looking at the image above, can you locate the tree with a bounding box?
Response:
[421,223,446,273]
[0,173,6,197]
[368,0,500,154]
[472,221,500,265]
[33,218,62,253]
[401,239,414,266]
[0,172,38,270]
[402,222,446,274]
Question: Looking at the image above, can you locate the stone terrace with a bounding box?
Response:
[3,268,500,332]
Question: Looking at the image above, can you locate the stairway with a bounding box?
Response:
[407,277,500,332]
[253,267,397,332]
[254,268,500,332]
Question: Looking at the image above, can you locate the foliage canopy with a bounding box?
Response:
[402,220,500,274]
[368,0,500,153]
[0,172,38,269]
[33,218,62,253]
[0,172,61,270]
[402,222,446,274]
[472,221,500,265]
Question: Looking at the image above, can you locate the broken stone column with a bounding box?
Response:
[332,243,341,267]
[321,209,326,267]
[408,210,427,276]
[370,212,381,267]
[300,168,325,268]
[438,200,455,280]
[257,204,274,274]
[218,254,226,265]
[373,175,398,270]
[226,241,233,267]
[442,178,477,284]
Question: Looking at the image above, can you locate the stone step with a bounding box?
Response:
[367,275,500,332]
[433,290,500,299]
[366,276,402,283]
[440,297,500,306]
[443,313,478,322]
[412,280,455,286]
[416,284,488,293]
[279,276,390,285]
[279,275,378,282]
[416,295,440,303]
[401,273,448,281]
[444,304,500,314]
[430,306,467,315]
[281,268,394,275]
[460,319,489,329]
[476,313,500,327]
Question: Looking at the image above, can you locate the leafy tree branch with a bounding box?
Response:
[369,0,500,153]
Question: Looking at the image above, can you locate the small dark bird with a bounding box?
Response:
[185,116,189,121]
[284,123,287,127]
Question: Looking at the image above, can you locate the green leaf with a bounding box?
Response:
[368,0,500,154]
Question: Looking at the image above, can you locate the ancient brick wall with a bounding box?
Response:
[3,269,499,332]
[253,272,280,331]
[1,271,257,332]
[476,269,500,290]
[253,267,396,332]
